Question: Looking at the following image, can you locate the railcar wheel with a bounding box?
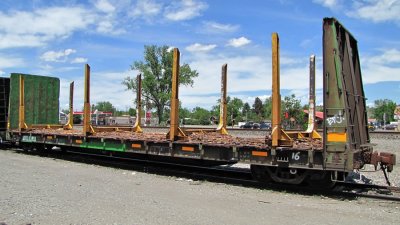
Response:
[250,165,272,183]
[267,167,309,185]
[21,144,32,152]
[306,171,336,189]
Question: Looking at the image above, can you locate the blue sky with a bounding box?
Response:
[0,0,399,111]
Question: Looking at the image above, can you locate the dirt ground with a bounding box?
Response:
[1,141,400,225]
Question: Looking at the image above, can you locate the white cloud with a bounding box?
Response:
[95,0,116,13]
[164,0,208,21]
[181,54,269,97]
[59,70,136,110]
[201,21,239,33]
[365,49,400,65]
[186,43,217,52]
[0,55,24,68]
[0,70,5,76]
[40,49,77,62]
[130,0,162,19]
[0,7,95,49]
[96,15,126,34]
[280,56,305,65]
[71,57,88,64]
[315,0,400,24]
[361,50,400,84]
[349,0,400,23]
[227,37,251,48]
[313,0,342,10]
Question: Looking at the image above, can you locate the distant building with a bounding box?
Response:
[303,110,324,129]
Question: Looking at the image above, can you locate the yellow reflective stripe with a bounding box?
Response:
[182,146,194,152]
[327,133,347,142]
[131,143,141,148]
[252,151,268,157]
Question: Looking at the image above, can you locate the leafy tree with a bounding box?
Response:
[315,105,324,112]
[191,107,211,125]
[61,109,69,114]
[123,45,198,124]
[128,107,136,116]
[263,97,272,120]
[179,102,191,125]
[225,97,244,125]
[281,94,305,129]
[94,101,115,112]
[373,99,397,125]
[253,97,264,117]
[211,96,244,124]
[242,103,250,115]
[242,102,251,121]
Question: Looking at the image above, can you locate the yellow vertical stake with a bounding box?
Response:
[271,33,292,147]
[168,48,186,141]
[216,64,228,135]
[64,81,74,130]
[271,33,281,147]
[305,55,322,139]
[83,64,95,135]
[18,75,28,131]
[132,74,143,133]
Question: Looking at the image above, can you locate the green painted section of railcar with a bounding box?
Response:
[9,73,60,129]
[19,133,127,152]
[86,138,126,152]
[86,139,105,150]
[104,141,126,152]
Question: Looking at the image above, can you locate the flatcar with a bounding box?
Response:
[2,18,396,187]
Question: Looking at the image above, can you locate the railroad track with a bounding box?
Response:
[3,146,400,202]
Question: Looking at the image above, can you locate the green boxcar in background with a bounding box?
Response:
[9,73,60,129]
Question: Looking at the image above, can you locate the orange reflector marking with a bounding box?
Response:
[182,146,194,152]
[75,139,83,144]
[131,143,141,149]
[252,151,268,157]
[47,136,53,140]
[327,133,347,142]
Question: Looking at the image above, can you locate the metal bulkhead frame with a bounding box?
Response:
[323,17,395,174]
[18,75,64,131]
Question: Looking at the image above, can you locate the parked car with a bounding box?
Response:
[368,124,375,131]
[384,124,398,130]
[260,122,272,130]
[252,123,260,129]
[240,122,254,129]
